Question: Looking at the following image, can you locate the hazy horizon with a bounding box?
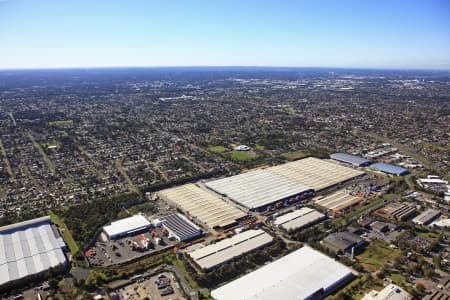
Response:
[1,0,449,70]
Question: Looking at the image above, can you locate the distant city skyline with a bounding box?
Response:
[0,0,449,70]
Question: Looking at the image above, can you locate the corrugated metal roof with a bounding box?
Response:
[269,157,364,191]
[205,170,312,209]
[189,229,273,270]
[314,189,362,212]
[211,246,353,300]
[158,184,247,228]
[0,217,67,286]
[330,153,371,166]
[274,208,325,231]
[370,163,409,176]
[161,213,202,241]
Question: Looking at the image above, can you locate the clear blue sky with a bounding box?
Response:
[0,0,449,69]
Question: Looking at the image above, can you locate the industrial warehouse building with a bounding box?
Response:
[268,157,364,192]
[322,231,367,254]
[205,157,363,211]
[160,213,203,242]
[370,163,410,176]
[157,183,247,229]
[211,246,354,300]
[188,229,273,271]
[103,214,152,240]
[362,284,412,300]
[330,153,372,167]
[375,203,416,222]
[273,207,325,231]
[0,216,68,288]
[205,170,313,210]
[412,209,441,226]
[314,189,364,216]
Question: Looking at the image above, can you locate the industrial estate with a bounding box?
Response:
[0,68,449,300]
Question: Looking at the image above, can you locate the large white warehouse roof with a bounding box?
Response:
[205,170,312,210]
[211,246,354,300]
[0,216,67,286]
[157,184,247,228]
[189,229,273,270]
[269,157,364,191]
[274,207,325,231]
[103,214,151,239]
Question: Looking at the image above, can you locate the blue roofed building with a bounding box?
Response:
[330,153,371,167]
[370,163,409,176]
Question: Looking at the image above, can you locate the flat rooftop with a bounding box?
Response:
[205,170,312,210]
[0,216,67,286]
[330,153,371,166]
[273,207,325,231]
[269,157,364,191]
[370,163,409,176]
[103,214,151,238]
[157,183,247,228]
[211,246,354,300]
[189,229,273,270]
[314,189,363,212]
[161,213,202,241]
[412,209,440,225]
[362,284,412,300]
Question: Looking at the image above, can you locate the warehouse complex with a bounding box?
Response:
[188,229,273,271]
[273,207,325,231]
[160,213,203,242]
[157,183,247,229]
[211,246,354,300]
[269,157,364,191]
[370,163,409,176]
[322,231,367,254]
[330,153,371,167]
[205,170,313,210]
[314,189,364,216]
[375,203,416,221]
[0,216,68,288]
[103,214,152,240]
[205,157,363,211]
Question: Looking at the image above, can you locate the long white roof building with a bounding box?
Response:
[205,170,312,210]
[273,207,325,231]
[0,216,67,287]
[211,246,354,300]
[189,229,273,271]
[103,214,151,239]
[269,157,364,191]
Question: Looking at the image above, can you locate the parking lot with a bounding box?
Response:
[111,272,186,300]
[87,226,176,266]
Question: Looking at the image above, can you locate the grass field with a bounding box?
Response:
[49,120,73,126]
[282,150,309,161]
[357,240,402,272]
[207,145,228,153]
[415,231,440,240]
[388,272,406,286]
[254,144,265,151]
[49,212,79,255]
[282,107,297,114]
[229,151,258,161]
